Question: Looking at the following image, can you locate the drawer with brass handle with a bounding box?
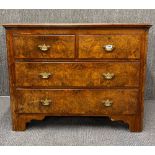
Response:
[79,35,141,59]
[17,89,138,115]
[15,62,140,87]
[13,35,75,59]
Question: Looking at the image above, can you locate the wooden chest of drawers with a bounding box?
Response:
[4,23,151,132]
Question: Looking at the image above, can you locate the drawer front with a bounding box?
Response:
[79,35,141,59]
[15,62,140,87]
[13,35,75,58]
[17,89,138,115]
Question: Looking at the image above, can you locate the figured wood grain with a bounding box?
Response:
[11,114,142,131]
[3,23,151,132]
[5,30,18,132]
[79,35,141,59]
[13,35,75,59]
[15,62,140,87]
[1,10,154,98]
[16,89,139,115]
[12,114,46,131]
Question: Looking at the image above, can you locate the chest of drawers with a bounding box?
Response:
[4,23,151,132]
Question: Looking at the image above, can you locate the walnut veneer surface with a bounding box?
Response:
[3,23,151,132]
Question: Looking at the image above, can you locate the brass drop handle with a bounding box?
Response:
[40,99,52,106]
[39,72,52,79]
[102,99,113,107]
[38,44,50,51]
[103,45,115,52]
[103,72,115,80]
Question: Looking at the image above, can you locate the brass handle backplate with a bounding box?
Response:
[38,44,50,51]
[39,72,52,79]
[40,99,52,106]
[103,72,115,80]
[102,99,113,107]
[103,45,115,52]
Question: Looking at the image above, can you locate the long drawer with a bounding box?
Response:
[13,35,75,59]
[15,62,140,87]
[79,35,141,59]
[16,89,139,115]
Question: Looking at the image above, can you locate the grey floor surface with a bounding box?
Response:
[0,97,155,146]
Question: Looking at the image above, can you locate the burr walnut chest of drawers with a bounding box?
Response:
[3,23,151,132]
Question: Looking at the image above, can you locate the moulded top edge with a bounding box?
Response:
[2,23,152,28]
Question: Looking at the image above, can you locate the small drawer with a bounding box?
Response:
[13,35,75,59]
[16,89,138,115]
[15,62,140,88]
[79,35,141,59]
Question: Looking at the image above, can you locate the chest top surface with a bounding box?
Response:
[3,23,152,28]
